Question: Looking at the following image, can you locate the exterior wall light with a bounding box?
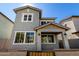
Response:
[64,33,67,36]
[38,33,40,36]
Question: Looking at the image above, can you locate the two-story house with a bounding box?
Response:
[60,16,79,48]
[0,12,14,49]
[10,5,70,51]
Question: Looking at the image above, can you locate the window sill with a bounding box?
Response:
[13,43,35,45]
[22,21,33,22]
[41,43,56,44]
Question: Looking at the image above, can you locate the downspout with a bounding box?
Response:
[36,30,37,51]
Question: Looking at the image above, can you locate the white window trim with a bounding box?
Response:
[21,13,33,22]
[27,9,30,12]
[41,34,56,44]
[13,31,35,45]
[40,21,50,25]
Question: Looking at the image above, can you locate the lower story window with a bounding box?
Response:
[25,32,34,43]
[15,32,24,43]
[48,35,54,43]
[14,31,35,44]
[41,35,48,43]
[41,33,55,44]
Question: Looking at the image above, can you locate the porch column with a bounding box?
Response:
[62,32,70,49]
[36,30,41,51]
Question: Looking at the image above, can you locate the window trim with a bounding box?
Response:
[41,21,47,25]
[41,34,56,44]
[22,13,33,22]
[40,21,50,25]
[13,31,35,45]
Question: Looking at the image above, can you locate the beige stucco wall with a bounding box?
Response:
[0,14,14,49]
[61,18,79,39]
[72,17,79,31]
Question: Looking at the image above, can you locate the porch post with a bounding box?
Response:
[62,32,70,49]
[36,30,41,51]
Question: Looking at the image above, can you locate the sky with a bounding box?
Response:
[0,3,79,23]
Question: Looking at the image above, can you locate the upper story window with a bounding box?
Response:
[41,21,50,25]
[47,21,50,23]
[24,15,27,21]
[28,15,32,21]
[22,13,33,22]
[41,21,46,25]
[65,24,67,27]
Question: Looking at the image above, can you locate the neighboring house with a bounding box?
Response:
[10,5,70,51]
[60,16,79,48]
[0,12,14,49]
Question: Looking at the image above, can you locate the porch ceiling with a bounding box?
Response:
[41,32,62,34]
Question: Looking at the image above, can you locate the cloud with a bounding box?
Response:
[21,3,35,6]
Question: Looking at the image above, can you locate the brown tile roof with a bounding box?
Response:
[0,12,14,24]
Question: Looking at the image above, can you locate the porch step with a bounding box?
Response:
[27,51,55,56]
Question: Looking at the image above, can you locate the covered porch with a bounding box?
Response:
[34,23,70,51]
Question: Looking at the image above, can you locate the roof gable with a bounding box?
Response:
[14,5,42,13]
[34,22,69,30]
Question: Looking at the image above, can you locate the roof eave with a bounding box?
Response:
[13,5,42,14]
[34,22,69,30]
[60,15,79,24]
[0,12,14,24]
[40,17,57,20]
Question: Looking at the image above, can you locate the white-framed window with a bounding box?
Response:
[40,21,50,25]
[13,31,35,44]
[41,32,56,44]
[41,21,46,25]
[25,32,34,43]
[14,32,25,43]
[22,13,33,22]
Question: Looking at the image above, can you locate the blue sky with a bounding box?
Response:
[0,3,79,23]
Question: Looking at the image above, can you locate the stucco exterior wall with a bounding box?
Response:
[72,17,79,31]
[72,17,79,39]
[0,14,14,49]
[61,18,78,39]
[60,17,79,48]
